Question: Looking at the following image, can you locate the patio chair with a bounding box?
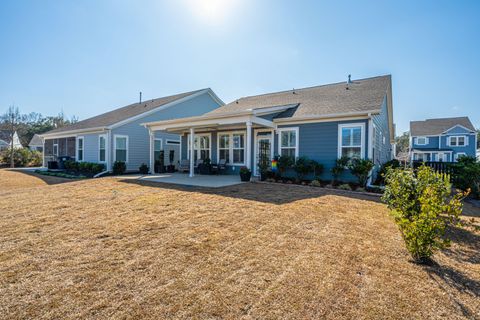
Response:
[194,159,203,174]
[211,159,227,175]
[179,159,190,173]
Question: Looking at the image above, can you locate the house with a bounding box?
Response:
[28,134,43,152]
[143,75,394,181]
[409,117,477,162]
[0,130,22,151]
[39,89,224,171]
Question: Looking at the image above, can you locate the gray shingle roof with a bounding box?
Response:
[205,75,391,119]
[45,89,206,134]
[28,134,43,146]
[410,117,475,136]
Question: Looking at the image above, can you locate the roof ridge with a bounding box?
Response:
[233,74,391,103]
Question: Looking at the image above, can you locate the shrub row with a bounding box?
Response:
[271,155,374,187]
[64,160,105,175]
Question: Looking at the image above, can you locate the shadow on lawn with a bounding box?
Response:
[119,178,382,205]
[11,170,78,186]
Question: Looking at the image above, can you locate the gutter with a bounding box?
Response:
[40,126,108,139]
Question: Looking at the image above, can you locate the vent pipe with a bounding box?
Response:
[139,92,142,104]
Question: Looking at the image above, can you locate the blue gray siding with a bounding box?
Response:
[372,96,392,166]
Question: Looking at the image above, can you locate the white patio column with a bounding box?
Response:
[246,121,252,169]
[42,137,45,168]
[189,127,195,177]
[106,130,112,172]
[149,129,154,174]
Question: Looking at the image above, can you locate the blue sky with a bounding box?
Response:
[1,0,479,134]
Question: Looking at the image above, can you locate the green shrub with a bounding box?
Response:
[337,183,352,191]
[0,148,39,167]
[382,165,466,262]
[277,155,294,177]
[311,160,324,180]
[330,156,349,185]
[348,158,374,187]
[113,161,126,175]
[375,159,401,185]
[139,163,149,174]
[453,156,480,199]
[294,156,313,181]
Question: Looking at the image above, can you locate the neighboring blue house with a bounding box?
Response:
[143,75,395,182]
[409,117,477,162]
[40,89,224,172]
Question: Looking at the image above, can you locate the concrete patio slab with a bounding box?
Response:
[138,172,245,188]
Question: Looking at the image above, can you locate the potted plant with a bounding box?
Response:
[167,150,175,173]
[199,157,211,175]
[239,166,252,182]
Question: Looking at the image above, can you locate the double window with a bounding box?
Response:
[187,134,211,161]
[448,136,466,147]
[338,123,365,159]
[114,135,128,162]
[98,135,106,162]
[76,137,84,161]
[278,128,298,158]
[217,132,245,164]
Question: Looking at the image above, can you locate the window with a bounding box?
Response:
[187,134,211,161]
[114,135,128,162]
[166,140,180,145]
[98,135,106,162]
[232,133,245,164]
[416,137,428,145]
[338,123,364,159]
[278,128,298,158]
[154,139,162,161]
[218,134,230,163]
[216,132,246,165]
[454,152,466,162]
[77,137,84,161]
[449,136,466,147]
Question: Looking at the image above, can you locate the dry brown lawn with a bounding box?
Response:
[0,170,479,319]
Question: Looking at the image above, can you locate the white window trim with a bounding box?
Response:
[113,134,129,163]
[277,127,299,158]
[415,136,428,146]
[187,133,212,160]
[337,123,365,159]
[448,135,467,147]
[454,152,466,162]
[98,134,107,163]
[154,138,163,151]
[165,139,180,145]
[53,140,59,157]
[216,131,247,166]
[76,136,84,162]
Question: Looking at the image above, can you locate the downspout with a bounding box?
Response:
[106,129,112,172]
[367,114,374,186]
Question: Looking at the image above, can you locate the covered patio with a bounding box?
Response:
[142,106,294,178]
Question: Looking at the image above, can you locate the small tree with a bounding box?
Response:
[382,165,466,263]
[330,156,349,185]
[277,155,294,178]
[1,106,21,168]
[311,160,324,180]
[349,158,374,187]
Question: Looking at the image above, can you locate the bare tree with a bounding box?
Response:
[1,106,21,168]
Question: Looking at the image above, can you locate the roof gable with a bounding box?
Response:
[410,117,475,136]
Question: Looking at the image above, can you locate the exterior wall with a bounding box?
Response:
[277,119,369,182]
[372,96,392,168]
[440,133,476,159]
[112,91,222,171]
[412,136,439,149]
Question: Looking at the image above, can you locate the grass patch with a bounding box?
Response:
[34,169,87,179]
[0,170,478,319]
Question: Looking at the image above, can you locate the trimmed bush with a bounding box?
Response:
[348,158,374,187]
[139,163,149,174]
[337,183,352,191]
[310,180,322,187]
[382,165,466,263]
[294,156,313,181]
[453,156,480,199]
[113,161,126,175]
[277,155,294,178]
